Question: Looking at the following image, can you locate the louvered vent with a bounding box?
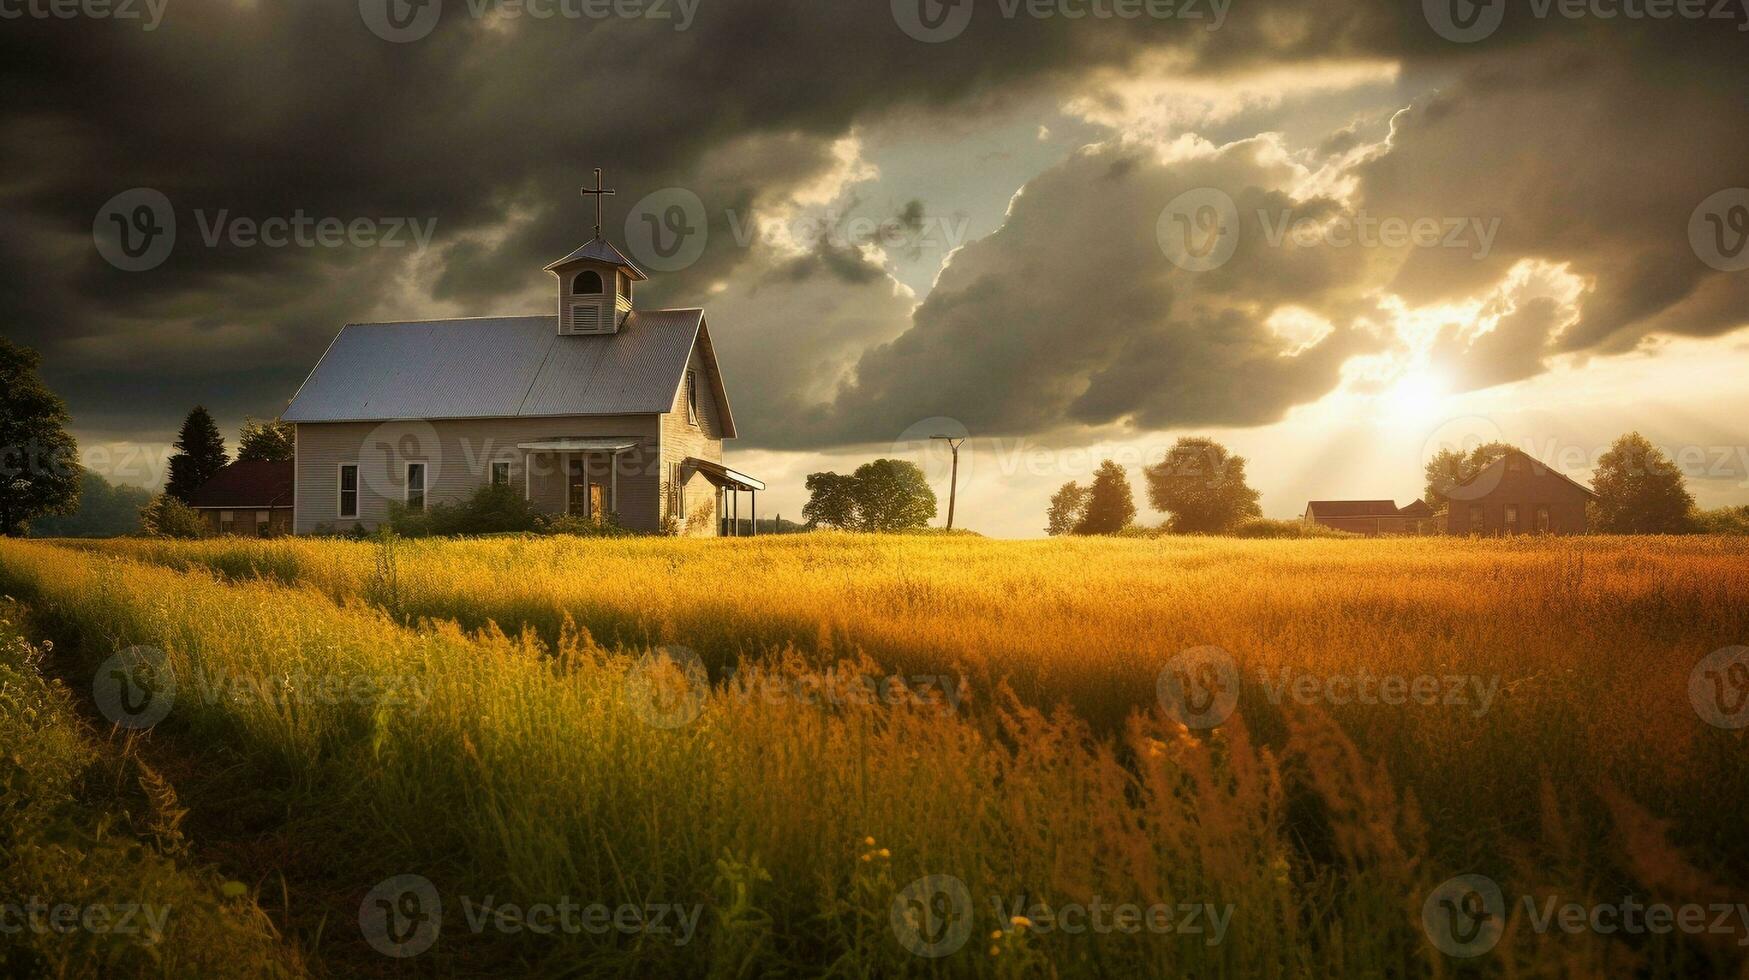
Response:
[568,304,604,334]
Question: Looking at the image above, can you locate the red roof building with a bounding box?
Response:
[187,460,294,536]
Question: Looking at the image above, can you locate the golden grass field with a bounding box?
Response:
[2,533,1747,977]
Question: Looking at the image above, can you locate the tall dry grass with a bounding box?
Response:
[4,534,1747,976]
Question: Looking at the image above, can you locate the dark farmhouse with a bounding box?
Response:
[1305,449,1596,536]
[1435,448,1596,535]
[187,460,295,536]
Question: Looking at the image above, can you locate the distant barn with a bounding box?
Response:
[1303,499,1435,537]
[1304,448,1596,537]
[187,460,294,536]
[1435,448,1596,535]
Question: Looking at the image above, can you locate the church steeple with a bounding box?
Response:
[544,169,646,336]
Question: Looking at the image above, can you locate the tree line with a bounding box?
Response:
[1048,437,1263,536]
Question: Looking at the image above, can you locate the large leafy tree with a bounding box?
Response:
[1045,481,1089,536]
[1591,432,1695,533]
[1075,460,1136,535]
[165,406,229,502]
[802,460,937,532]
[1423,441,1514,512]
[802,472,860,529]
[848,458,937,532]
[237,417,295,462]
[0,338,81,536]
[1144,437,1262,533]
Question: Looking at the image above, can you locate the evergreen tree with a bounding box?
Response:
[165,406,229,502]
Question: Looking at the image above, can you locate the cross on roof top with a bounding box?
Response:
[580,168,615,239]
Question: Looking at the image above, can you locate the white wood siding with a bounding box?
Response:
[293,415,662,534]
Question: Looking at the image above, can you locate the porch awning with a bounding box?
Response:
[685,456,764,491]
[516,437,640,453]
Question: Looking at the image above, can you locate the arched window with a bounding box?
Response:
[572,270,603,295]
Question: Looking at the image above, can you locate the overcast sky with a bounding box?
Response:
[4,0,1747,535]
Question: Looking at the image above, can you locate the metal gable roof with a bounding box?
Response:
[282,310,706,423]
[542,237,648,279]
[1306,500,1401,518]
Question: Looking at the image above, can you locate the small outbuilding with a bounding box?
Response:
[187,460,295,536]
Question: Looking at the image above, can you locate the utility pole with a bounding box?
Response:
[930,434,966,531]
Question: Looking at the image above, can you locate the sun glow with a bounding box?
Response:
[1381,370,1450,426]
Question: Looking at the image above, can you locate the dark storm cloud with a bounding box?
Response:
[0,0,1233,443]
[760,140,1378,449]
[1357,30,1749,364]
[2,0,1747,456]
